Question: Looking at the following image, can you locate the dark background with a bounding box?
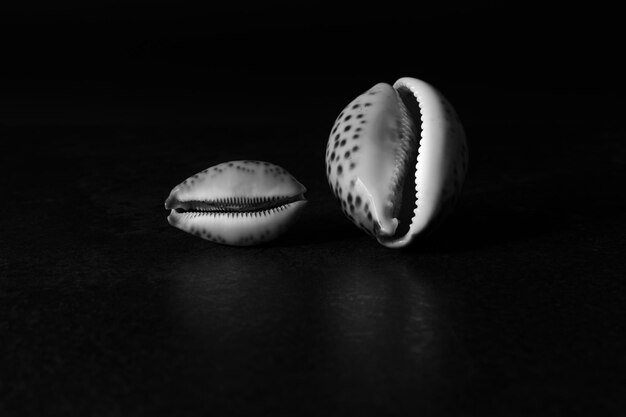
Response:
[1,1,621,125]
[1,2,625,416]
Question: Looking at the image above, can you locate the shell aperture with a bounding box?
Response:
[325,77,468,248]
[165,160,307,246]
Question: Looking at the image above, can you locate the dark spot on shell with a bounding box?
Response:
[337,165,343,175]
[352,104,359,109]
[347,193,353,203]
[340,139,347,147]
[344,125,351,132]
[357,114,364,119]
[334,134,340,142]
[344,115,352,121]
[364,102,372,106]
[344,151,351,158]
[330,151,336,160]
[355,196,362,208]
[352,145,359,152]
[352,134,359,139]
[367,212,372,221]
[349,162,356,170]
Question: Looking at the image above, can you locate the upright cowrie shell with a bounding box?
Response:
[165,160,307,246]
[325,77,468,248]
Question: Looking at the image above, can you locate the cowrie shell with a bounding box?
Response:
[325,77,468,248]
[165,160,307,246]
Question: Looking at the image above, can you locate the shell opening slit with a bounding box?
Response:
[171,195,305,215]
[379,85,423,243]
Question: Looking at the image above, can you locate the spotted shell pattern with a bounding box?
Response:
[325,77,468,248]
[165,160,307,246]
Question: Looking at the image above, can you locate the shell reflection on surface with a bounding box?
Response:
[325,77,468,248]
[165,160,307,246]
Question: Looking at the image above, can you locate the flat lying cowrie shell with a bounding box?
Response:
[325,77,468,248]
[165,160,307,246]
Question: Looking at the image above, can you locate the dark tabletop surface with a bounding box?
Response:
[1,3,625,416]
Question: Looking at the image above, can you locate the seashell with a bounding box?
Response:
[325,77,468,248]
[165,160,307,246]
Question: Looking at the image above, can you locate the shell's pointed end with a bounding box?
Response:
[373,217,398,240]
[166,209,178,226]
[373,217,417,249]
[164,194,178,210]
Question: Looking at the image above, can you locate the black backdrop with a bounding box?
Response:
[1,2,625,416]
[1,2,620,124]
